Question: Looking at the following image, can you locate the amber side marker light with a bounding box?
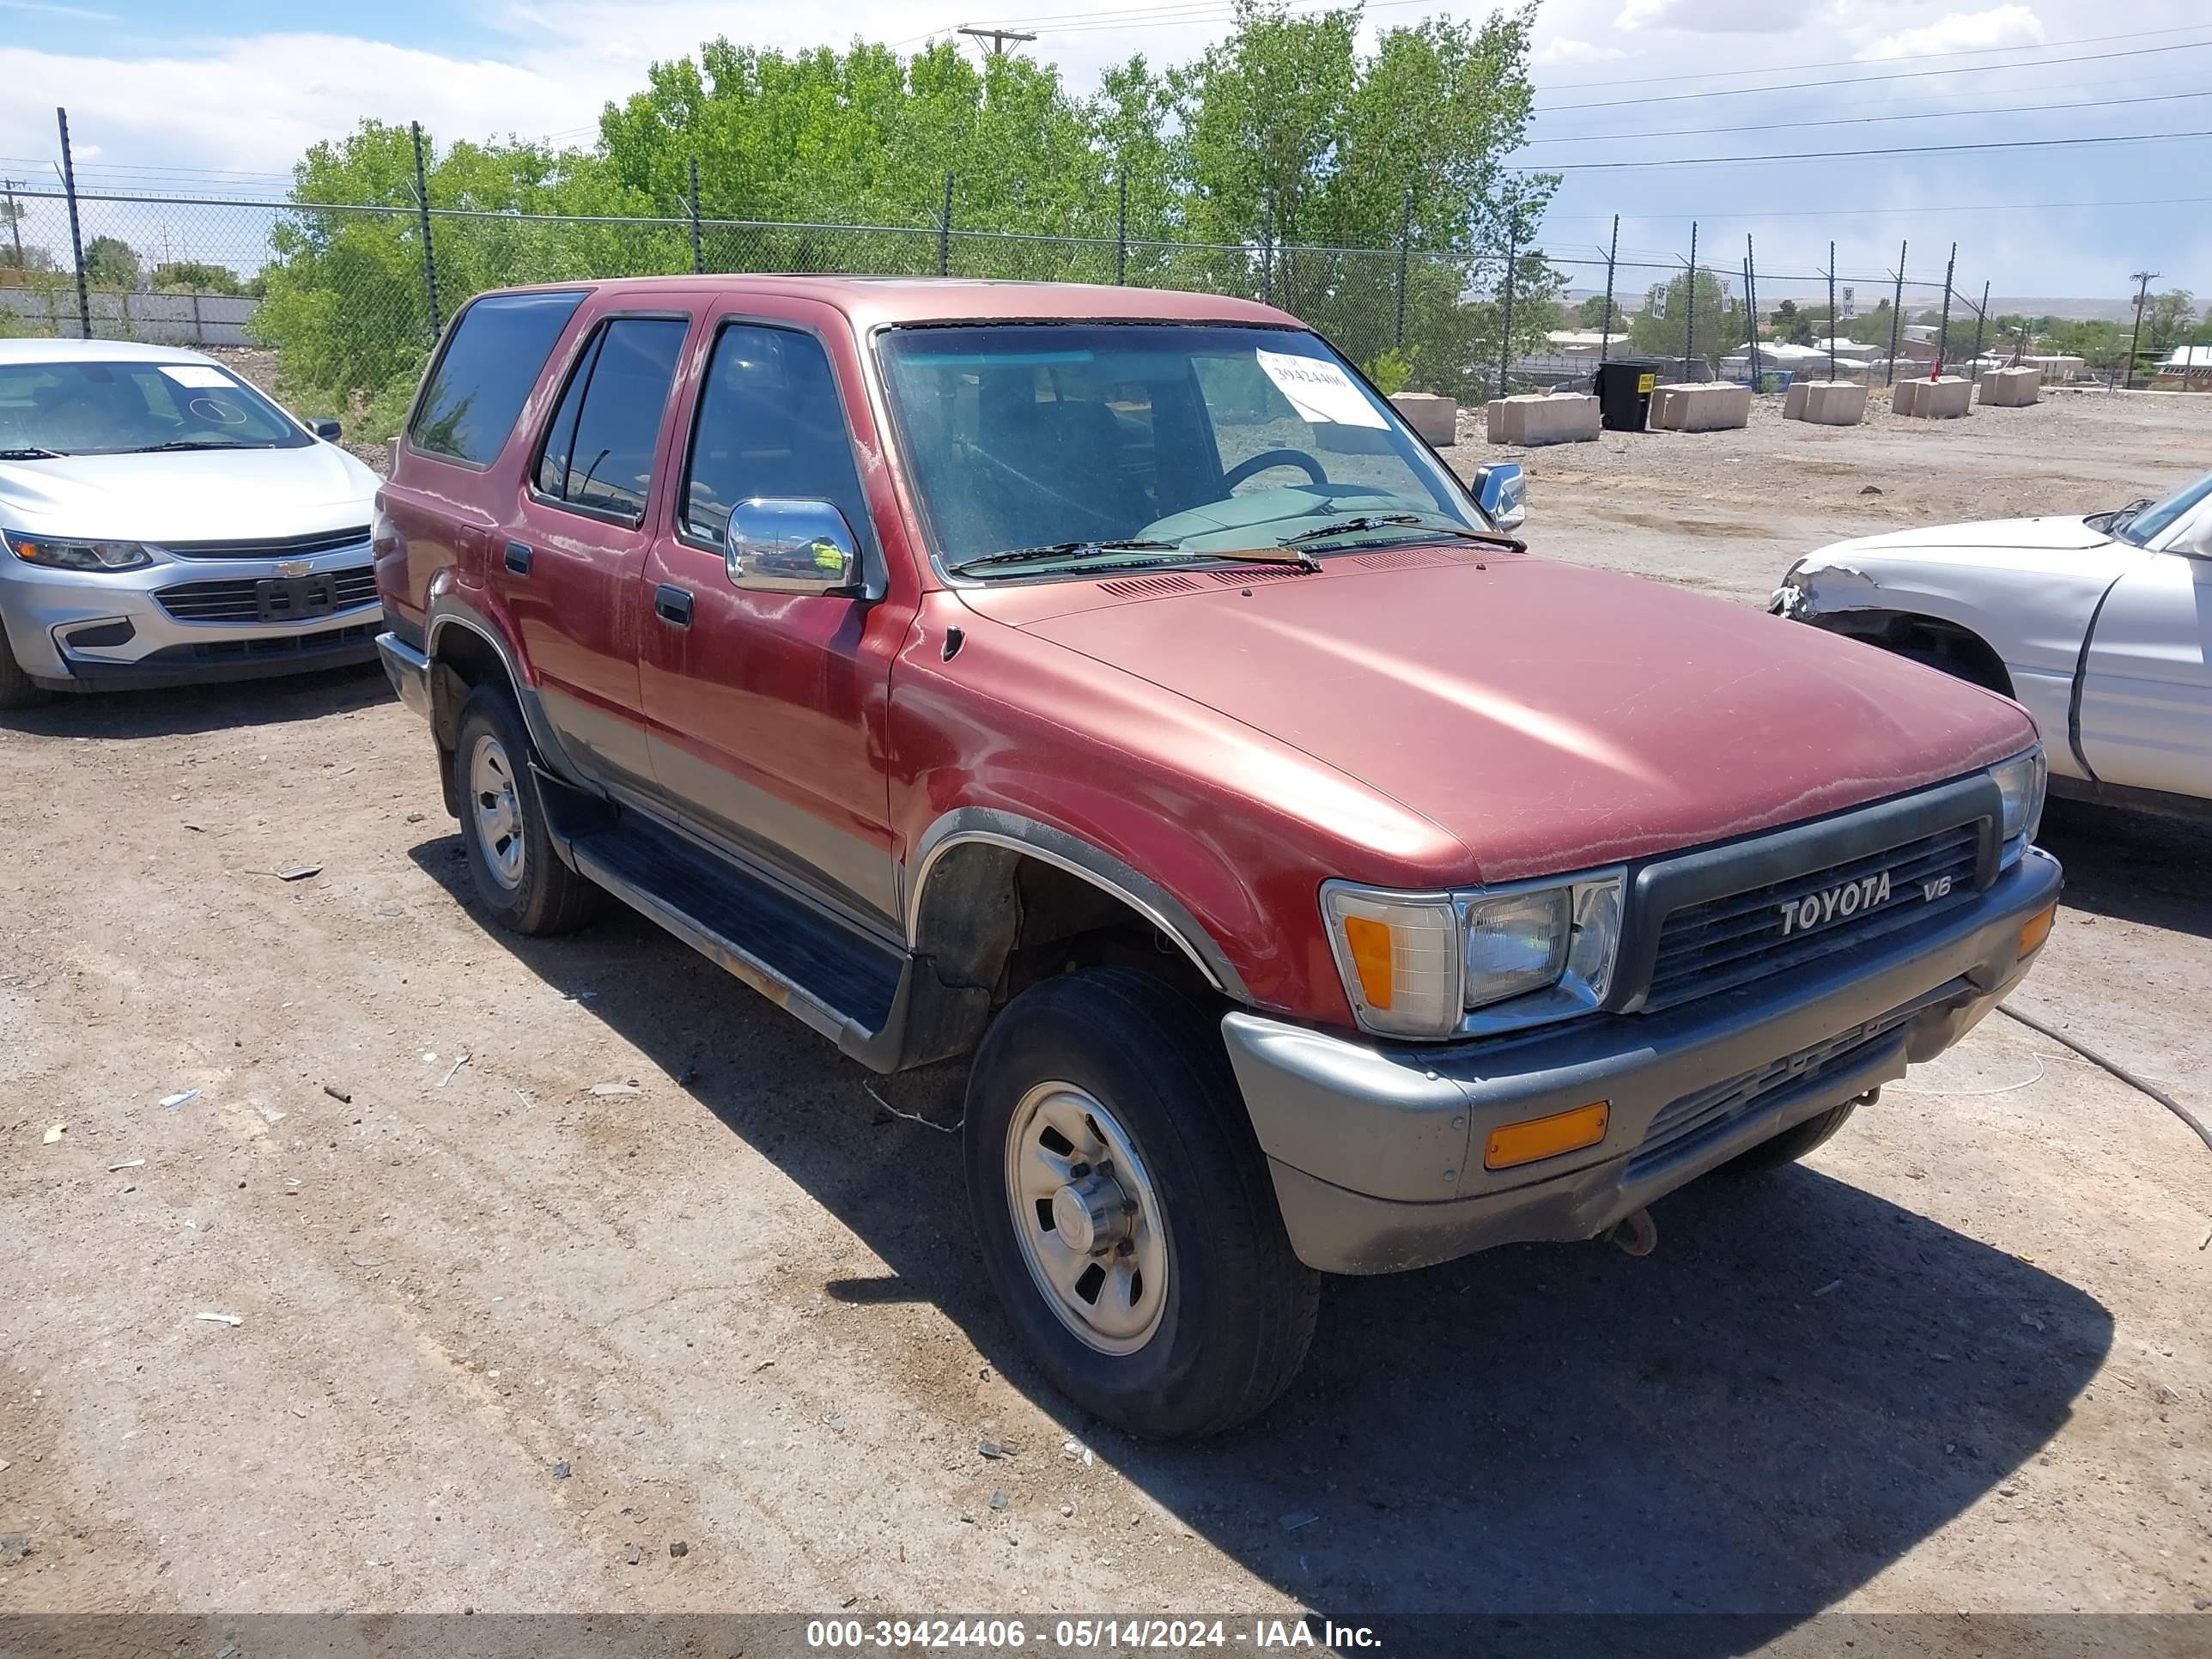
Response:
[2018,902,2057,959]
[1341,915,1395,1010]
[1484,1101,1611,1171]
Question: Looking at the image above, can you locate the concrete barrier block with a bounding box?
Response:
[1651,382,1750,432]
[1786,380,1869,426]
[1389,392,1459,447]
[1978,367,2041,407]
[1484,392,1599,447]
[1893,375,1972,419]
[1783,380,1810,421]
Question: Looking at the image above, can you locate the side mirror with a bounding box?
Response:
[726,498,863,596]
[310,418,343,441]
[1473,462,1527,532]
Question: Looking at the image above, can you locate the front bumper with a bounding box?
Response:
[1225,847,2062,1274]
[2,547,381,693]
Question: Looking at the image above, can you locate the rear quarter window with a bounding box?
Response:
[408,290,586,466]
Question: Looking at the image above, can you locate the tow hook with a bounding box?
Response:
[1607,1207,1658,1258]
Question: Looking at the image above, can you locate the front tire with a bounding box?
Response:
[451,684,600,936]
[0,620,51,711]
[963,968,1319,1439]
[1719,1097,1861,1175]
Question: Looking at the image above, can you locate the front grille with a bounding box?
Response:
[1643,823,1982,1012]
[154,526,371,562]
[156,565,378,623]
[1630,1006,1917,1173]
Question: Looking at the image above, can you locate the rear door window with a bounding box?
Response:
[409,289,586,466]
[532,317,690,522]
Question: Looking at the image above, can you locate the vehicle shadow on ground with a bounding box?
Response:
[2039,798,2212,942]
[411,842,2111,1632]
[0,662,388,740]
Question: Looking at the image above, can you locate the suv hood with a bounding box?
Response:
[1002,556,2034,883]
[0,445,378,540]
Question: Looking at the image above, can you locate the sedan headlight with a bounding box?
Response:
[1990,745,2046,866]
[1323,870,1626,1041]
[4,529,152,571]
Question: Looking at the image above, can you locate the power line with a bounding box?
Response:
[1540,194,2212,222]
[1538,35,2212,113]
[1513,127,2212,173]
[1516,88,2209,149]
[1535,19,2212,92]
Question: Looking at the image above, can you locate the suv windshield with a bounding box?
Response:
[877,323,1486,576]
[2111,469,2212,548]
[0,359,309,457]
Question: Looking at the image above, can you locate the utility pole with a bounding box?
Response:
[2122,269,2159,392]
[957,26,1036,55]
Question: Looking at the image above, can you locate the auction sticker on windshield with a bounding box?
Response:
[1255,349,1388,428]
[159,365,234,388]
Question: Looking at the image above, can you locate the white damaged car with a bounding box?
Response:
[0,338,380,708]
[1772,471,2212,818]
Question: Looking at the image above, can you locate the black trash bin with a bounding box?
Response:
[1595,359,1659,432]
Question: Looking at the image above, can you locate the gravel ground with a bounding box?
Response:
[2,381,2209,1633]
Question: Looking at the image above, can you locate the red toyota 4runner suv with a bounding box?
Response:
[374,276,2061,1438]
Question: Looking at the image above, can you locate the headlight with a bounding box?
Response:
[4,529,152,571]
[1990,745,2046,866]
[1322,870,1625,1041]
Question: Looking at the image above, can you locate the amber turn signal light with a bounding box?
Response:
[2017,902,2057,959]
[1484,1101,1611,1171]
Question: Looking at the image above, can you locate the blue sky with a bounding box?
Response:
[4,0,2209,307]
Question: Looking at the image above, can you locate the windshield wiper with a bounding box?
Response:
[1283,514,1526,553]
[125,440,277,453]
[950,538,1182,574]
[0,447,66,459]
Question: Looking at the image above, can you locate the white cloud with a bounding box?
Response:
[1856,5,2047,60]
[1536,37,1630,64]
[1615,0,1826,33]
[0,1,965,185]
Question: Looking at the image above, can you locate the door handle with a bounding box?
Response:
[655,584,694,627]
[503,540,534,576]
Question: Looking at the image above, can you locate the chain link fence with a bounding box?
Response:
[1,173,2171,439]
[0,178,1542,432]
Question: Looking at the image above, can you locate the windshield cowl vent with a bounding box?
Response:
[1097,574,1205,598]
[1348,547,1458,572]
[1205,566,1308,586]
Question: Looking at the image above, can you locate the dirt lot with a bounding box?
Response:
[2,386,2209,1638]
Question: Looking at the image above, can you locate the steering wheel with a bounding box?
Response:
[1224,448,1328,490]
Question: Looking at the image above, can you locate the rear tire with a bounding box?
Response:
[451,684,600,936]
[0,621,51,711]
[1719,1097,1861,1175]
[963,968,1320,1439]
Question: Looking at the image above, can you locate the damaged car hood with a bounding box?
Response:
[994,554,2034,883]
[1800,514,2113,559]
[0,444,379,541]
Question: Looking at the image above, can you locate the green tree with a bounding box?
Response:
[82,234,140,288]
[251,5,1551,411]
[2144,289,2196,351]
[149,259,243,295]
[1630,268,1737,366]
[1770,298,1814,345]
